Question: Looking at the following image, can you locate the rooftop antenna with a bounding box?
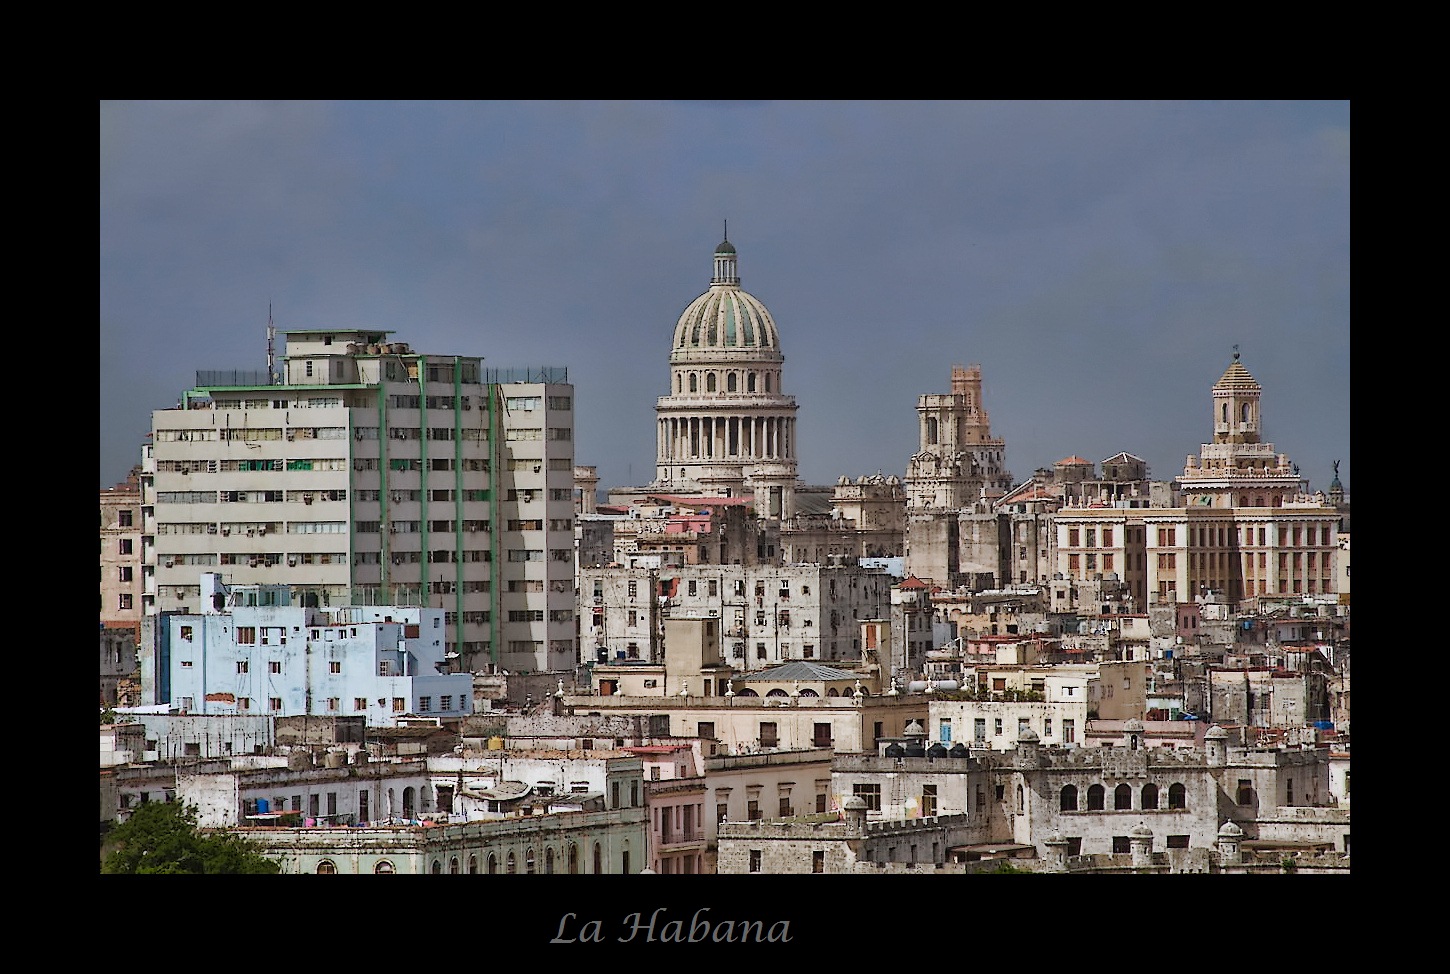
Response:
[723,219,727,240]
[266,302,278,385]
[1232,343,1240,362]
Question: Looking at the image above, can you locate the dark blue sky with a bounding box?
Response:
[101,101,1350,495]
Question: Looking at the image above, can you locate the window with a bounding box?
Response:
[1086,784,1105,811]
[1063,719,1076,743]
[813,722,832,747]
[238,697,251,711]
[1142,783,1160,809]
[749,850,762,873]
[759,722,777,748]
[939,719,952,743]
[118,538,133,555]
[1167,834,1190,849]
[1237,779,1253,806]
[974,718,986,741]
[779,796,791,817]
[419,697,432,712]
[326,697,339,712]
[315,859,336,874]
[1168,783,1187,809]
[747,799,761,820]
[852,783,881,812]
[812,850,825,873]
[269,660,281,674]
[1115,784,1132,810]
[269,697,282,711]
[698,721,715,740]
[354,697,367,711]
[1112,836,1131,854]
[236,660,249,674]
[994,718,1003,737]
[1059,785,1078,811]
[921,785,937,817]
[236,626,257,644]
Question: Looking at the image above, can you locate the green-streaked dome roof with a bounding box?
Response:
[672,238,780,352]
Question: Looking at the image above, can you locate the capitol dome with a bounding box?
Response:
[671,237,781,352]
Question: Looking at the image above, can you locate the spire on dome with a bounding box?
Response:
[712,228,739,285]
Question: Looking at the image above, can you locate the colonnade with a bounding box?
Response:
[657,414,794,463]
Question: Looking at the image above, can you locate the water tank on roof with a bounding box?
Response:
[884,742,906,758]
[927,743,948,759]
[904,741,926,758]
[949,742,969,758]
[325,751,346,769]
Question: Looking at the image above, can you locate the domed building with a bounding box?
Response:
[650,235,801,518]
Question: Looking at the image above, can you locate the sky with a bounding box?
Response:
[100,101,1350,497]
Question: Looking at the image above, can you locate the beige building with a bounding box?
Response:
[143,326,576,676]
[1053,353,1339,608]
[100,469,145,640]
[905,364,1015,590]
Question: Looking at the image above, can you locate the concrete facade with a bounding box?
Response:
[144,326,576,675]
[152,574,473,724]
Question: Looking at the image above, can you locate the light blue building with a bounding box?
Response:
[164,574,472,725]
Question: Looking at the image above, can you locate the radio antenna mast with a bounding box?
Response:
[266,302,277,384]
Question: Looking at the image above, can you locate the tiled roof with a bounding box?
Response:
[736,661,861,683]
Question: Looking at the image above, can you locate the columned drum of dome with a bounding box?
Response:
[652,237,800,518]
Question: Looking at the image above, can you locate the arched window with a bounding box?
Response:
[487,853,497,874]
[569,844,579,874]
[316,859,337,874]
[927,418,939,444]
[1060,785,1077,811]
[1168,783,1187,809]
[1087,784,1106,810]
[507,851,517,874]
[546,847,556,874]
[706,373,717,392]
[1241,403,1250,423]
[1017,784,1024,811]
[431,860,442,875]
[449,856,460,874]
[1222,403,1229,423]
[1114,784,1132,810]
[374,860,394,874]
[727,373,737,392]
[676,374,682,394]
[593,842,603,874]
[402,786,416,819]
[1142,783,1159,809]
[765,374,772,393]
[387,787,396,818]
[748,373,757,392]
[468,855,477,874]
[689,374,698,393]
[766,688,789,697]
[827,688,839,697]
[526,847,536,874]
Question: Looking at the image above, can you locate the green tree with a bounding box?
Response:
[101,801,281,874]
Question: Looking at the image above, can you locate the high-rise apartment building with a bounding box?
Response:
[143,327,576,676]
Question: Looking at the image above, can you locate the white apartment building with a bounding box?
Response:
[579,561,894,670]
[143,327,575,677]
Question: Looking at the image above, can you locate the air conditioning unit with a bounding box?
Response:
[257,527,267,535]
[287,558,298,567]
[303,494,313,505]
[221,528,231,536]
